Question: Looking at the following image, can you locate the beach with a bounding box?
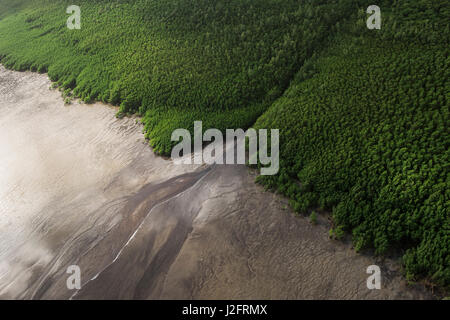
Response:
[0,65,433,300]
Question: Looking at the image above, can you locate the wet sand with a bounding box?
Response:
[0,65,433,299]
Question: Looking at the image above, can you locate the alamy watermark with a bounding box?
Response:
[66,4,381,31]
[66,265,81,290]
[366,265,381,289]
[367,5,381,30]
[66,5,81,30]
[171,121,279,176]
[65,4,381,29]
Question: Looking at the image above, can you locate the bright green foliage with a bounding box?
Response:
[0,0,355,153]
[0,0,448,287]
[329,226,345,241]
[309,211,318,225]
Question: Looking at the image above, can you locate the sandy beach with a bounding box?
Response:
[0,65,434,299]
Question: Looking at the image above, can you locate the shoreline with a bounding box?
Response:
[0,65,437,299]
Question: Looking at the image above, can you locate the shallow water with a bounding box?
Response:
[0,66,433,299]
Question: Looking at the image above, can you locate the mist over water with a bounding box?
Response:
[0,66,432,299]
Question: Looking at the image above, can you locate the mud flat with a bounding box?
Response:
[0,66,433,299]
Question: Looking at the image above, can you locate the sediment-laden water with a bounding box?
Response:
[0,66,433,299]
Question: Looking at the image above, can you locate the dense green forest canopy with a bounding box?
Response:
[0,0,358,153]
[0,0,448,288]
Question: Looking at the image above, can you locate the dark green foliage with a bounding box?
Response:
[254,0,449,287]
[0,0,448,287]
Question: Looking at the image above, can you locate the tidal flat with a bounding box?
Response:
[0,66,433,299]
